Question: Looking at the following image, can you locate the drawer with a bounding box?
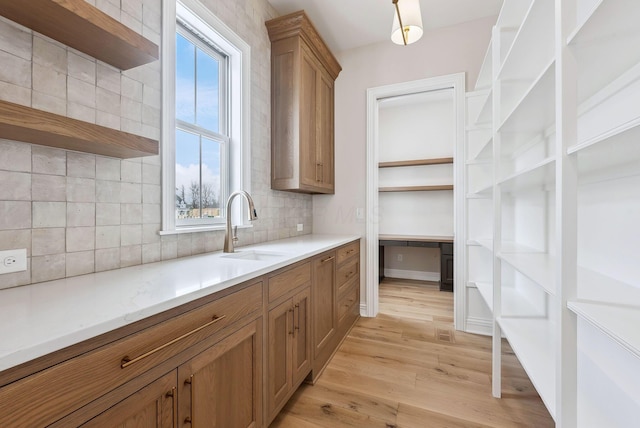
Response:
[441,243,454,255]
[268,262,311,303]
[0,282,263,428]
[336,241,359,265]
[337,269,358,299]
[337,257,359,289]
[338,282,359,325]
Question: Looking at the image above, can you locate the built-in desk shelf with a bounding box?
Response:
[0,100,159,158]
[0,0,159,70]
[379,185,453,192]
[378,157,453,168]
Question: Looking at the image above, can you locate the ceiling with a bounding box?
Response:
[267,0,503,53]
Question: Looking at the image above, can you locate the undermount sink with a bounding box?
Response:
[221,250,286,262]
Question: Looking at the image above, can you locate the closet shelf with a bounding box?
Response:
[499,250,556,296]
[378,185,453,192]
[474,44,493,91]
[474,281,493,311]
[474,90,493,125]
[498,60,556,150]
[378,157,453,168]
[568,301,640,360]
[0,100,159,158]
[0,0,158,70]
[495,0,532,32]
[499,156,555,193]
[498,0,554,81]
[497,316,556,419]
[568,0,640,102]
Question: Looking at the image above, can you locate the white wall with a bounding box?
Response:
[313,16,496,308]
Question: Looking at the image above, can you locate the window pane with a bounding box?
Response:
[175,129,200,219]
[201,137,222,218]
[176,33,195,124]
[196,48,220,133]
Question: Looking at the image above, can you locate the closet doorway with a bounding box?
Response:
[365,73,465,329]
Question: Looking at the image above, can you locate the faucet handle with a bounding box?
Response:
[233,225,239,243]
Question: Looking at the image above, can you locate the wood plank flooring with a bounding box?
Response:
[271,278,554,427]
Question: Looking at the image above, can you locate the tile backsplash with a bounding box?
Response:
[0,0,312,289]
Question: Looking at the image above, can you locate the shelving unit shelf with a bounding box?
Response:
[0,100,159,158]
[379,185,453,192]
[378,157,453,168]
[464,0,640,424]
[0,0,159,70]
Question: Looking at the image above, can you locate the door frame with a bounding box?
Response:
[364,72,466,330]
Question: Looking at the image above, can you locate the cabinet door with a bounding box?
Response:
[178,319,262,428]
[312,252,337,357]
[80,371,177,428]
[292,287,312,386]
[267,299,293,417]
[316,67,335,192]
[299,45,319,189]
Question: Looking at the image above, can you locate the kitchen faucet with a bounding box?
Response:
[223,190,258,253]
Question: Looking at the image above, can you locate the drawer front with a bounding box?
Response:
[441,243,453,255]
[268,262,311,303]
[338,283,359,325]
[337,257,359,289]
[0,282,263,428]
[337,270,358,299]
[336,241,359,265]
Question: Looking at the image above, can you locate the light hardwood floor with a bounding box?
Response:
[271,278,554,427]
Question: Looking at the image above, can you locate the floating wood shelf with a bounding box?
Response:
[378,185,454,192]
[378,157,454,168]
[0,0,159,70]
[0,100,158,158]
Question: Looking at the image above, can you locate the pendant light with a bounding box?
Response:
[391,0,424,45]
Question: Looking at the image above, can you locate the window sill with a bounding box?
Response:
[159,223,253,236]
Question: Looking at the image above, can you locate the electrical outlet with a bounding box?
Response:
[297,223,303,232]
[0,249,27,274]
[397,253,403,262]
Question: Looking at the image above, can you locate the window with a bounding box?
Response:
[162,0,251,234]
[175,25,228,226]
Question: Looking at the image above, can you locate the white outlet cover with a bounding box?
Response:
[0,248,27,275]
[297,223,304,232]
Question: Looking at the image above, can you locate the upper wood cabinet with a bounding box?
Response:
[266,11,341,194]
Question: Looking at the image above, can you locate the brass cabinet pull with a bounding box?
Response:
[321,255,335,263]
[288,308,294,335]
[121,315,227,368]
[294,303,300,337]
[184,375,194,425]
[315,163,322,182]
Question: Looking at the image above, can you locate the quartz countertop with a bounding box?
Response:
[0,234,360,373]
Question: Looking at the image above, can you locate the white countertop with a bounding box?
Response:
[0,234,359,373]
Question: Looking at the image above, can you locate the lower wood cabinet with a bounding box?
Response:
[267,266,312,422]
[80,371,178,428]
[178,319,262,428]
[0,240,360,428]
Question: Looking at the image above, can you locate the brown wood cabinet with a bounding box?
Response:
[266,11,341,194]
[310,242,361,382]
[80,371,177,428]
[178,319,262,428]
[311,251,337,377]
[266,264,312,423]
[0,240,360,428]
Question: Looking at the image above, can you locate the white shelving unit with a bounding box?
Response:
[465,0,640,425]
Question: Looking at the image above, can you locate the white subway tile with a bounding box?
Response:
[67,202,96,227]
[32,202,65,228]
[0,171,30,200]
[0,140,31,172]
[32,228,65,256]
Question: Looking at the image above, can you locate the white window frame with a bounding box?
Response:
[161,0,251,234]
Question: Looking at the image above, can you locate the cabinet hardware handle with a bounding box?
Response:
[346,249,354,254]
[294,303,300,336]
[321,255,335,263]
[120,315,227,368]
[289,308,294,335]
[184,375,194,425]
[165,387,175,398]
